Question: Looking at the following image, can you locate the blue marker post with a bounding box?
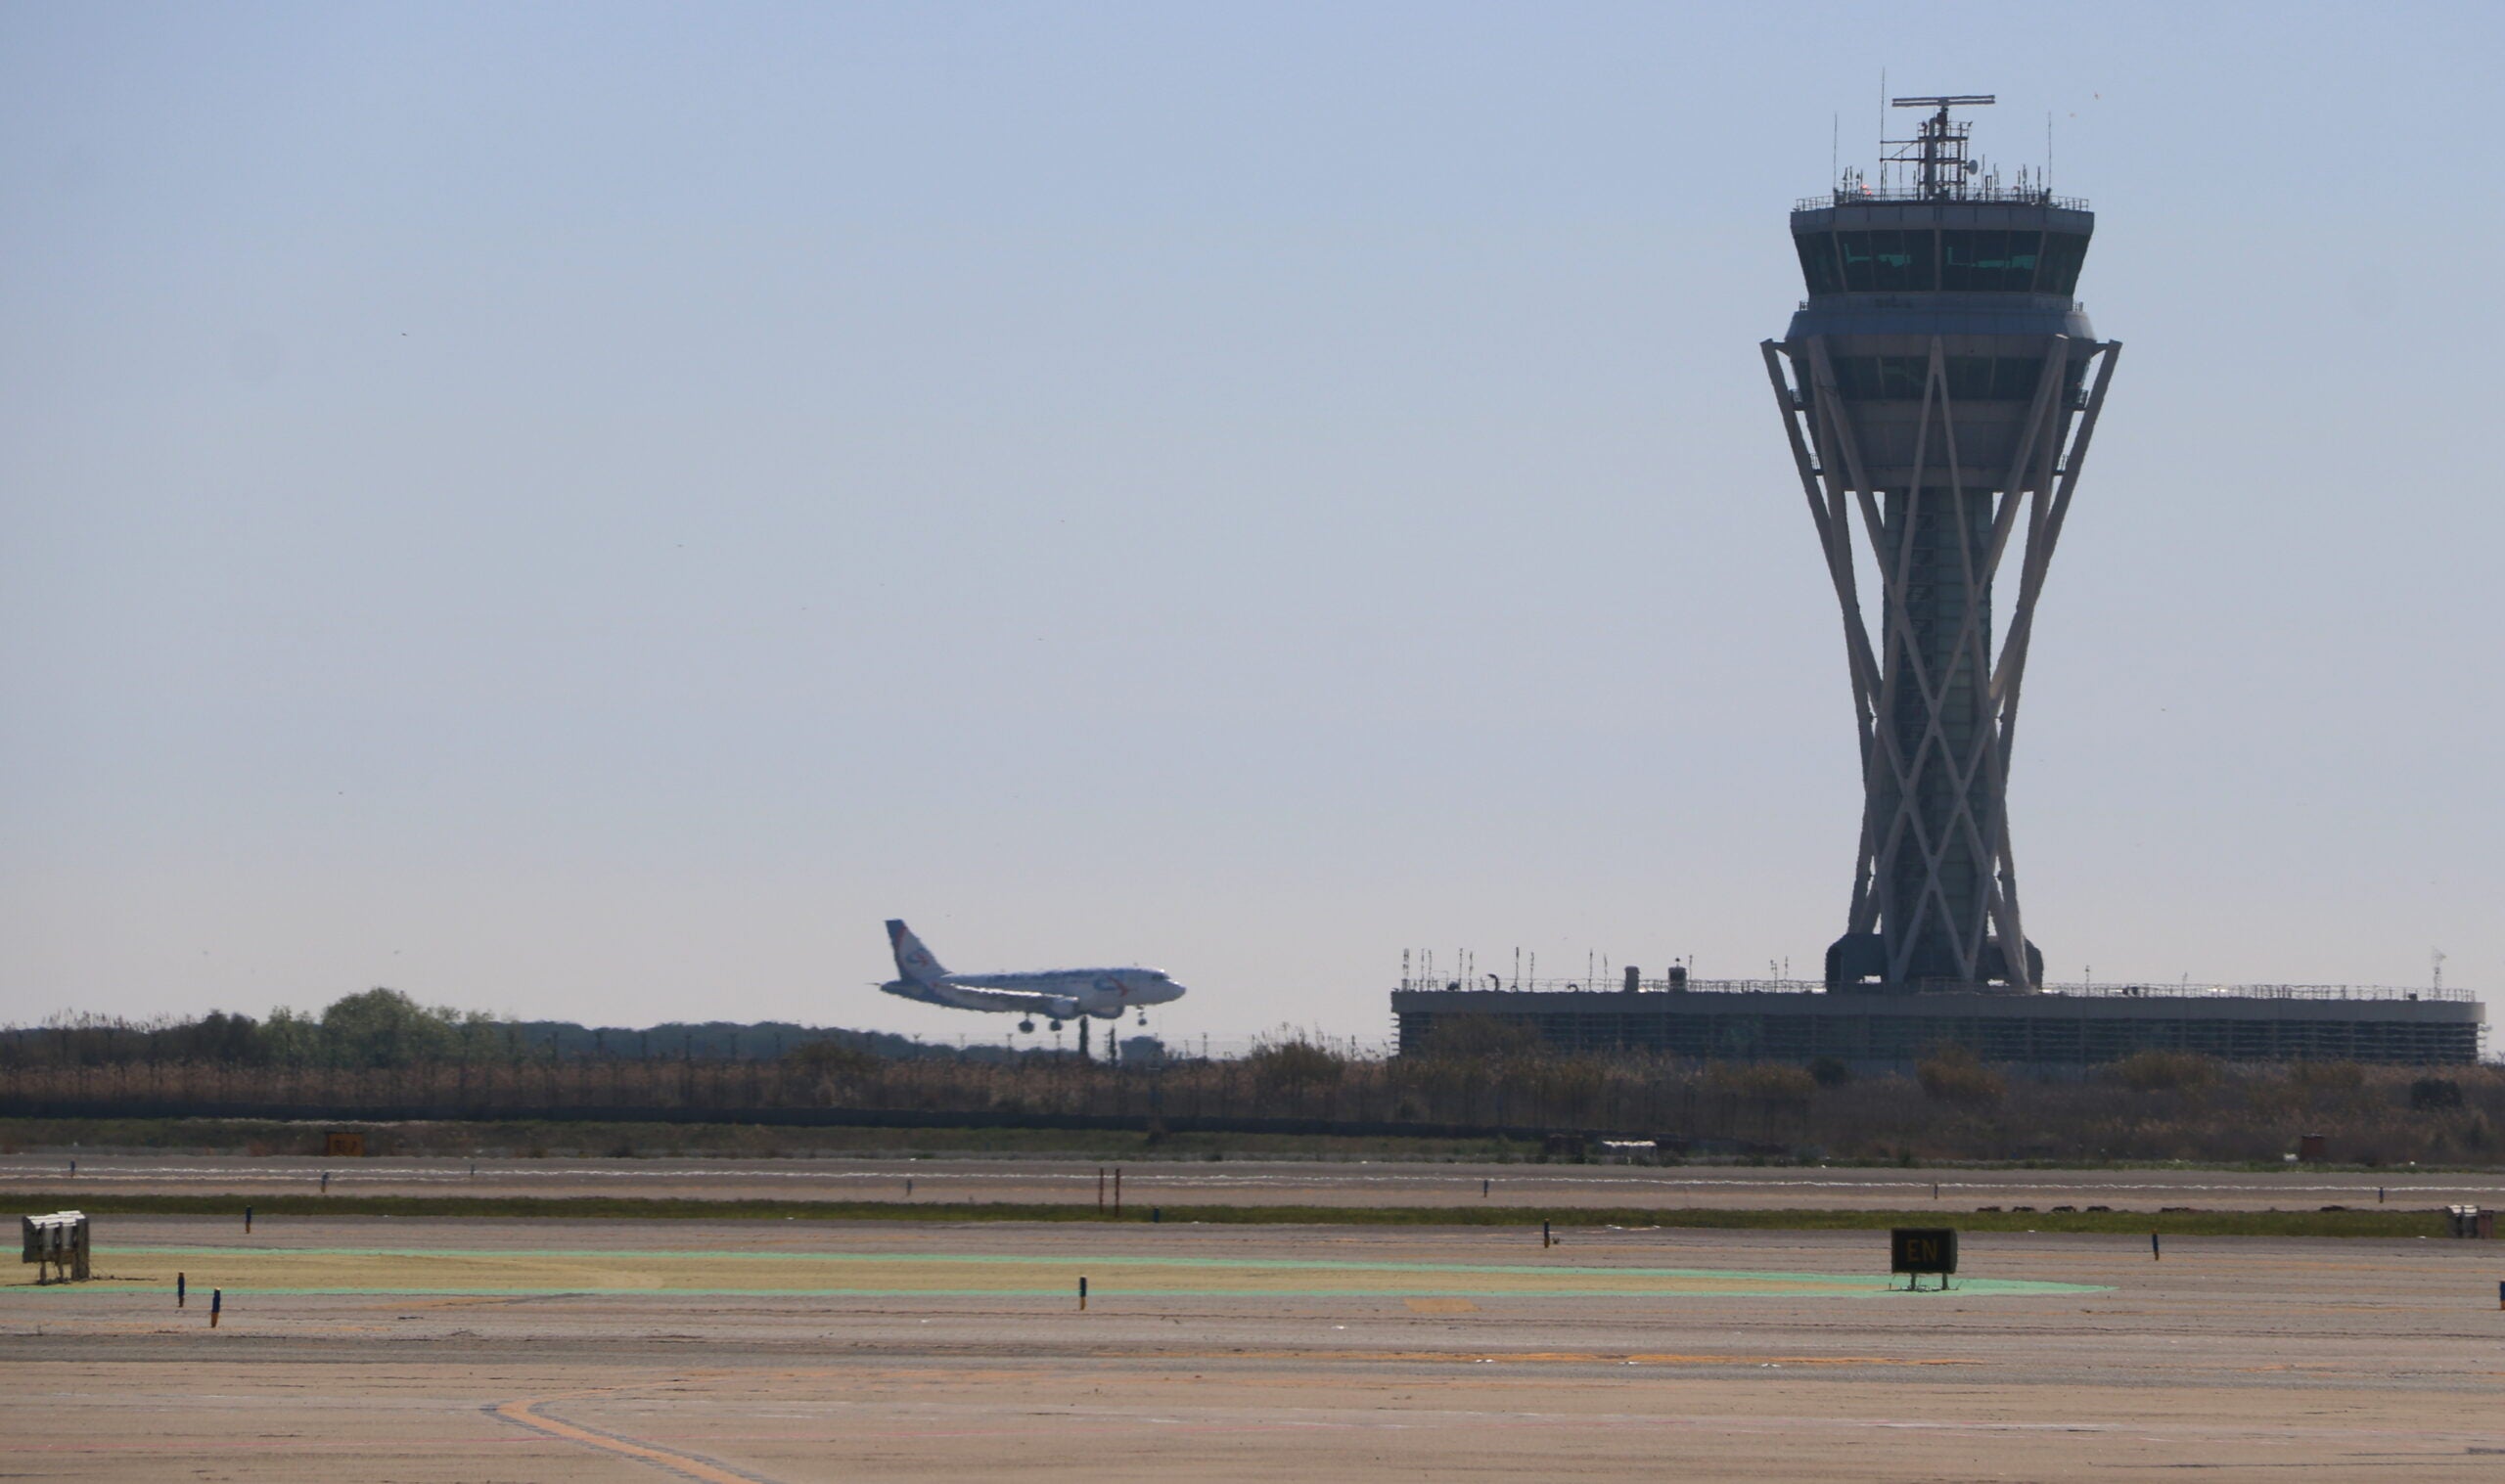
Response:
[209,1288,222,1328]
[244,1205,253,1235]
[2496,1281,2502,1312]
[177,1273,186,1309]
[1078,1276,1088,1312]
[1542,1219,1553,1249]
[2152,1232,2162,1262]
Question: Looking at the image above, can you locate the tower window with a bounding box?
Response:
[1940,229,2046,292]
[1835,230,1938,292]
[2037,232,2091,295]
[1795,233,1845,295]
[1829,355,2053,402]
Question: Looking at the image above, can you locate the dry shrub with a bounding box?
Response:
[1245,1035,1344,1091]
[2110,1050,2216,1093]
[1514,1056,1608,1114]
[2409,1077,2464,1111]
[2289,1061,2365,1095]
[1708,1060,1816,1109]
[1916,1047,2005,1107]
[785,1040,881,1077]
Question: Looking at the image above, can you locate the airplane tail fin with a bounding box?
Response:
[886,920,949,987]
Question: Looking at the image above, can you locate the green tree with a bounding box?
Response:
[319,988,462,1067]
[261,1007,322,1065]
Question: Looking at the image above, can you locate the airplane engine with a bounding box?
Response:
[1045,997,1081,1022]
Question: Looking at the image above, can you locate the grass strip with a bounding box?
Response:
[3,1192,2448,1238]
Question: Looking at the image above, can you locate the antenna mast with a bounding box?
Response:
[1886,94,1995,201]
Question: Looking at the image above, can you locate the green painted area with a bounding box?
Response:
[31,1244,2101,1300]
[113,1243,2093,1286]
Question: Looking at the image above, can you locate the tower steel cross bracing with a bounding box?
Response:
[1764,96,2119,994]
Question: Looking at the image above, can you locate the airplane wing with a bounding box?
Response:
[932,983,1078,1015]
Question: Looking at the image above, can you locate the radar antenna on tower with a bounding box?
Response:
[1886,94,1996,200]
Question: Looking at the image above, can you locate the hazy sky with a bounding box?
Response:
[4,2,2499,1046]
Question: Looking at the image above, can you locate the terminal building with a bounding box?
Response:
[1391,98,2482,1069]
[1389,974,2482,1070]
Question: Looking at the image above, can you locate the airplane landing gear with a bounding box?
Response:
[1018,1019,1035,1034]
[1047,1018,1063,1032]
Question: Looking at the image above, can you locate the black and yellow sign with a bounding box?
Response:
[1890,1227,1958,1276]
[323,1131,367,1158]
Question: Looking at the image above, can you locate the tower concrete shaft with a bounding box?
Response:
[1762,98,2118,993]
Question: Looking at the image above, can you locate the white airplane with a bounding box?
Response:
[879,920,1187,1033]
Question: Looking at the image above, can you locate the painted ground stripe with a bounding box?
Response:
[491,1391,782,1484]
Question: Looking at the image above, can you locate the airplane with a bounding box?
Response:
[879,920,1187,1034]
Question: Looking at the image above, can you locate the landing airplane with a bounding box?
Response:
[879,920,1186,1034]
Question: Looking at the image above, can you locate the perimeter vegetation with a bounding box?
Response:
[6,993,2501,1164]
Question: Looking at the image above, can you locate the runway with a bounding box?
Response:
[6,1153,2495,1211]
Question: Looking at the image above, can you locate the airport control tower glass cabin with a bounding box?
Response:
[1762,96,2119,994]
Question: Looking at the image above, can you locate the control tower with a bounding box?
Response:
[1762,97,2119,993]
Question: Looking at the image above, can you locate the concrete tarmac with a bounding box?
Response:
[5,1215,2504,1480]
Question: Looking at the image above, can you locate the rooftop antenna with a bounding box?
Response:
[1887,94,1996,200]
[2433,948,2447,993]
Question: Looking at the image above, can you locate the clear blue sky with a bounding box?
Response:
[3,2,2498,1044]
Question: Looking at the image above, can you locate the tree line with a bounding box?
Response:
[0,990,951,1070]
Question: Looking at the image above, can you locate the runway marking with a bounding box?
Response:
[492,1387,782,1484]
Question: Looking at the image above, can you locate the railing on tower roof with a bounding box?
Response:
[1796,185,2091,212]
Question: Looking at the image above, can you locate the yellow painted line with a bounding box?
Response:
[493,1390,773,1484]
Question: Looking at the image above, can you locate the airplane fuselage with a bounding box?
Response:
[879,967,1183,1020]
[879,920,1187,1027]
